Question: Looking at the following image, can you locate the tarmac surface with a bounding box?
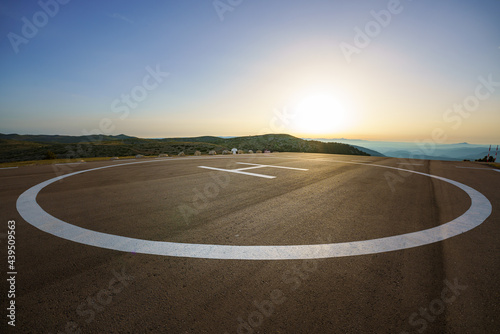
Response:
[1,153,499,333]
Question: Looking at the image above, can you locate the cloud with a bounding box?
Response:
[110,13,134,24]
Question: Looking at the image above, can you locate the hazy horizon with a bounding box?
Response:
[1,1,499,145]
[1,131,496,148]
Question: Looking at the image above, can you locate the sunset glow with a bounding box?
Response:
[291,94,351,135]
[0,1,499,144]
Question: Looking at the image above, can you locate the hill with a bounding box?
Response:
[161,134,369,156]
[0,133,134,144]
[0,133,369,163]
[350,145,385,157]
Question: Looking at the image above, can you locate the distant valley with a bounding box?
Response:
[314,138,497,161]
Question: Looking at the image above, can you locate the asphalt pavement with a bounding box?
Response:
[1,153,499,333]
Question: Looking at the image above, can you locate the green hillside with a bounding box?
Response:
[0,133,369,163]
[0,133,134,143]
[162,134,369,156]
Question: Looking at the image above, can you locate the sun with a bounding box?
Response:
[291,94,349,136]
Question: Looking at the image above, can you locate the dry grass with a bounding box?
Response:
[0,156,143,168]
[0,152,213,168]
[488,163,500,169]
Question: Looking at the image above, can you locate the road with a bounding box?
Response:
[1,153,499,333]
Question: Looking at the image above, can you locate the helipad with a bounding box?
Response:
[16,157,492,260]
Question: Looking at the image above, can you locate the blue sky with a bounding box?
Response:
[1,0,499,144]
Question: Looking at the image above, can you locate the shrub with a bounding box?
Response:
[45,150,56,160]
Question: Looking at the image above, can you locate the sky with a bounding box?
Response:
[0,0,499,144]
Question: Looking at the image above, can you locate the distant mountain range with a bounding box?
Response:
[313,138,498,161]
[3,133,495,163]
[0,133,368,163]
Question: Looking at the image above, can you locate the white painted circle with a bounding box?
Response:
[16,159,492,260]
